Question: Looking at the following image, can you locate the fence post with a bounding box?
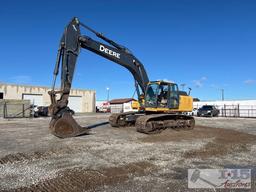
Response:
[4,102,7,118]
[22,104,25,118]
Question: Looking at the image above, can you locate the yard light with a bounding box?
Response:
[106,87,110,101]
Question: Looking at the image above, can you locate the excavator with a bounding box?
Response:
[49,17,195,138]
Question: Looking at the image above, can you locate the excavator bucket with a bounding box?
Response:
[49,112,90,138]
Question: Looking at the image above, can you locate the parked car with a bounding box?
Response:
[34,106,49,117]
[192,108,198,116]
[197,105,219,117]
[184,108,198,116]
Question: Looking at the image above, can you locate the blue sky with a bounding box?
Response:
[0,0,255,101]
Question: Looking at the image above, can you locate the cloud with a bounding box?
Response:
[201,76,207,81]
[9,75,32,84]
[162,78,174,83]
[210,84,217,88]
[210,83,229,89]
[193,76,207,88]
[155,78,175,83]
[244,79,256,85]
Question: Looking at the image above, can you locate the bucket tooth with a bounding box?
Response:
[49,112,89,138]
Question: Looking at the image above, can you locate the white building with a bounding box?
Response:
[109,98,138,113]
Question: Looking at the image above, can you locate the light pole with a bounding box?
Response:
[106,87,110,101]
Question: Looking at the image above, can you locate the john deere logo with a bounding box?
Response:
[99,45,120,59]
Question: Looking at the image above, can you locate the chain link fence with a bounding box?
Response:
[220,104,256,118]
[194,104,256,118]
[0,100,31,118]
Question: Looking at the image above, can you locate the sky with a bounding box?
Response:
[0,0,255,101]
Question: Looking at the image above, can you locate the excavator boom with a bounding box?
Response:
[49,17,149,138]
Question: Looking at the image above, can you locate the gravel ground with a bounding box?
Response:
[195,116,256,135]
[0,114,255,192]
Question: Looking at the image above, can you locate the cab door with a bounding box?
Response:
[145,83,159,108]
[169,84,179,109]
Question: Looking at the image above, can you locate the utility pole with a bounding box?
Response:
[220,89,224,101]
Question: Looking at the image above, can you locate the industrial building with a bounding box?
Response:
[0,83,96,113]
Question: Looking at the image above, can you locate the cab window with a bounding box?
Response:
[145,83,158,107]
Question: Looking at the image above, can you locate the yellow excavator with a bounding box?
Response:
[49,17,195,138]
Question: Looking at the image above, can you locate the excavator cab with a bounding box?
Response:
[145,81,180,110]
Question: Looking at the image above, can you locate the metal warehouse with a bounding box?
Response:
[0,83,96,113]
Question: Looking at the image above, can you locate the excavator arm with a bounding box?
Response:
[49,17,149,138]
